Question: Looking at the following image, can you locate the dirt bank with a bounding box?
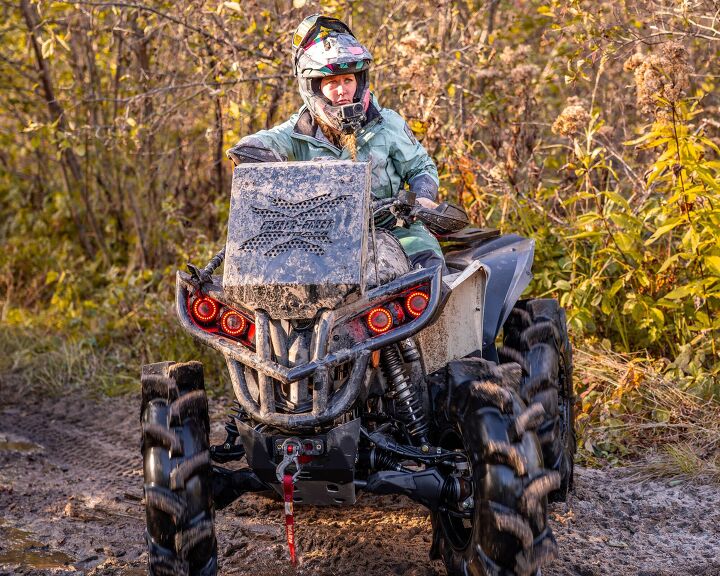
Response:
[1,393,718,576]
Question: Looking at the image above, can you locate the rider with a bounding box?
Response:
[227,14,445,271]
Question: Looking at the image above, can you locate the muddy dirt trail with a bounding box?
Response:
[1,392,719,576]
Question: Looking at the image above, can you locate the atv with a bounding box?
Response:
[140,160,575,576]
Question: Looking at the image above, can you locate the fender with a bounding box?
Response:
[444,234,535,361]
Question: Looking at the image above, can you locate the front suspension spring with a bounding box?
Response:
[380,345,429,444]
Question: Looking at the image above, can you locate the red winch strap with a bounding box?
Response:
[283,473,297,565]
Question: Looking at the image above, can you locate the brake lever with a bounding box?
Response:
[187,263,212,291]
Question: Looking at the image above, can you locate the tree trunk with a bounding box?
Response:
[214,96,225,200]
[20,0,109,262]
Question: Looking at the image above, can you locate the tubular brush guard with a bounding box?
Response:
[175,265,443,430]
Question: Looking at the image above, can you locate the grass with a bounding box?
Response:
[0,319,231,402]
[574,344,720,482]
[625,443,720,484]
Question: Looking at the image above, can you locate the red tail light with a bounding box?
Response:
[367,307,393,334]
[405,291,429,318]
[332,282,432,343]
[187,294,254,349]
[192,297,219,323]
[220,310,247,336]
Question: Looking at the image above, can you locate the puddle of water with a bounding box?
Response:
[0,433,43,453]
[0,524,74,569]
[0,440,42,452]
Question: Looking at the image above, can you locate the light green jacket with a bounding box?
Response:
[246,97,439,201]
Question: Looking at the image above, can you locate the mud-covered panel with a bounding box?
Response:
[364,230,411,289]
[416,266,486,374]
[223,161,371,318]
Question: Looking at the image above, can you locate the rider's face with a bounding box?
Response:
[320,74,357,106]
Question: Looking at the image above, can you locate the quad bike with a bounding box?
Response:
[140,160,575,576]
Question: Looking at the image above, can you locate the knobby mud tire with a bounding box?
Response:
[499,299,576,502]
[141,361,217,576]
[430,358,559,576]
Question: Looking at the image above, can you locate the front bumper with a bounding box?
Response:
[176,265,443,430]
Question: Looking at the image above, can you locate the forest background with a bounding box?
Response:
[1,0,719,479]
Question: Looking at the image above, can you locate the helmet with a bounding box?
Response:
[292,15,373,134]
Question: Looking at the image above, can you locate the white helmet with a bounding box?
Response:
[292,15,373,134]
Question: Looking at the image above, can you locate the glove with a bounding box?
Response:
[226,136,286,165]
[408,173,438,202]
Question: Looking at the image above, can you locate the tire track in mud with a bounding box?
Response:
[5,398,142,483]
[1,394,719,576]
[0,396,147,576]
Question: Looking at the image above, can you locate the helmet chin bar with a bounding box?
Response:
[311,71,369,135]
[336,102,366,134]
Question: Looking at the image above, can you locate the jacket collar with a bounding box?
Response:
[292,101,382,141]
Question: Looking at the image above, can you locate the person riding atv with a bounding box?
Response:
[227,14,446,272]
[138,13,575,576]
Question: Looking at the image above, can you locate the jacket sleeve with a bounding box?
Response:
[235,113,299,161]
[384,109,439,200]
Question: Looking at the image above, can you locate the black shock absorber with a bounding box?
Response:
[380,345,429,445]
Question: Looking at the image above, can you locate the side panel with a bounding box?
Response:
[476,237,534,359]
[415,264,486,374]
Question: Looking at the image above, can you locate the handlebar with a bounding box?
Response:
[371,198,396,214]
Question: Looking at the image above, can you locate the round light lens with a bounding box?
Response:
[405,291,429,318]
[192,297,218,323]
[221,310,247,336]
[367,307,393,334]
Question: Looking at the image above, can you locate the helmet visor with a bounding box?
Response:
[292,15,355,53]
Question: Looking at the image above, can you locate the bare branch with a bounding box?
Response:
[57,0,273,59]
[80,75,289,104]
